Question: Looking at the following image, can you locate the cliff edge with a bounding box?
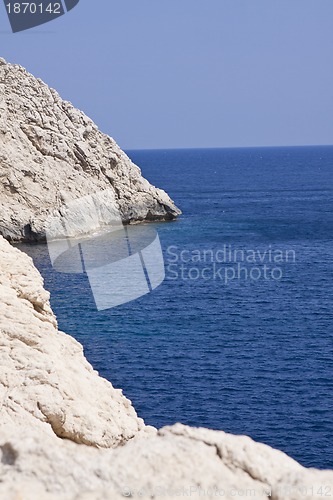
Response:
[1,235,333,499]
[0,58,180,242]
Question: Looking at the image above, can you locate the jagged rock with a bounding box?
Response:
[0,58,181,242]
[1,422,333,499]
[1,235,333,499]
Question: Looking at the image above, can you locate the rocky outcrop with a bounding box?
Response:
[2,423,333,500]
[1,235,333,499]
[0,58,180,242]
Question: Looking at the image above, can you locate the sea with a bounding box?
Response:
[19,146,333,469]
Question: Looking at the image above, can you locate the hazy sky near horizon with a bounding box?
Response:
[1,0,332,150]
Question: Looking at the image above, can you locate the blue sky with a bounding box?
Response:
[1,0,332,149]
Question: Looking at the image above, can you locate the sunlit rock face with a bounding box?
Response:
[0,58,180,243]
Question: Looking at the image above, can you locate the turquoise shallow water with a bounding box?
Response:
[20,146,333,469]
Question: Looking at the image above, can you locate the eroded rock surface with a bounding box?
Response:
[0,58,180,242]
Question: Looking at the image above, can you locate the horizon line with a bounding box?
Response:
[125,144,333,152]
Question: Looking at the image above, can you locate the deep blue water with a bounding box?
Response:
[20,146,333,469]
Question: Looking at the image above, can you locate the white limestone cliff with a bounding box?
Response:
[0,58,180,242]
[1,234,333,499]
